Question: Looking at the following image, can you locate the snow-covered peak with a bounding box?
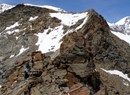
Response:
[24,4,65,12]
[41,5,65,12]
[109,16,130,37]
[0,3,14,13]
[115,16,130,25]
[108,16,130,44]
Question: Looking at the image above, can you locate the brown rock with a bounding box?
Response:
[96,85,108,95]
[32,51,45,62]
[69,83,90,95]
[64,72,80,88]
[30,87,42,95]
[61,92,68,95]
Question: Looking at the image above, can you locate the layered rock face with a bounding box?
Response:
[0,4,130,95]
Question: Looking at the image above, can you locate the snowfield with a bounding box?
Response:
[36,25,64,53]
[50,12,88,26]
[111,31,130,44]
[36,11,89,53]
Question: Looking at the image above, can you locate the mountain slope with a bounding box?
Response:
[109,16,130,44]
[0,3,14,13]
[0,4,130,95]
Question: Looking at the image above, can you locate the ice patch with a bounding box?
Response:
[50,12,88,26]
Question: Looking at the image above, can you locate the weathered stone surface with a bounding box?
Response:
[54,69,67,79]
[30,87,42,95]
[64,72,80,88]
[69,83,91,95]
[96,85,108,95]
[32,51,44,62]
[69,64,90,77]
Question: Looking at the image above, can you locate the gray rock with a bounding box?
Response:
[54,69,67,79]
[69,64,93,77]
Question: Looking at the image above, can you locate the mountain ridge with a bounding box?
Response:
[0,3,14,13]
[0,4,130,95]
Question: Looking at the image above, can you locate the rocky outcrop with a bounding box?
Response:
[53,9,130,94]
[0,4,61,83]
[1,5,130,95]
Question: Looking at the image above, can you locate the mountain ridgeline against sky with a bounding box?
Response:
[0,4,130,95]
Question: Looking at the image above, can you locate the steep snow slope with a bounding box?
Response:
[111,30,130,44]
[109,17,130,44]
[36,12,88,53]
[50,12,88,26]
[0,3,14,13]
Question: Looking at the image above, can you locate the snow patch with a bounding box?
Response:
[5,22,19,30]
[102,68,130,82]
[107,22,114,26]
[16,46,29,56]
[6,29,20,35]
[76,15,88,30]
[111,31,130,44]
[10,54,15,58]
[50,12,88,26]
[0,85,2,88]
[16,36,19,40]
[123,80,129,86]
[36,25,64,53]
[29,16,38,21]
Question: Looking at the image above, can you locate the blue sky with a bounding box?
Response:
[0,0,130,23]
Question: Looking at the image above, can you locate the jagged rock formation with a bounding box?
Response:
[0,4,130,95]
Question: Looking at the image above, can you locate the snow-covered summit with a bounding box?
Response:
[115,16,130,25]
[0,3,14,13]
[109,16,130,44]
[24,3,65,12]
[109,16,130,35]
